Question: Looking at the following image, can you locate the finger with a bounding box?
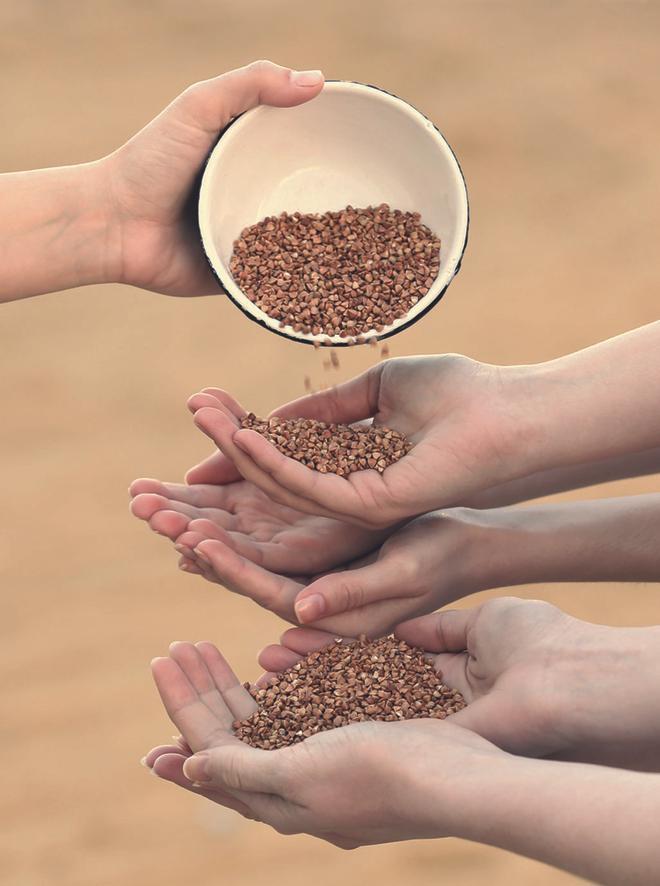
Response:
[181,519,233,545]
[233,428,365,519]
[184,61,324,133]
[257,628,339,673]
[129,477,169,498]
[130,478,239,510]
[193,406,338,518]
[185,519,274,569]
[188,391,241,417]
[294,558,416,623]
[131,492,198,523]
[431,652,473,700]
[184,743,289,796]
[151,752,255,816]
[193,538,301,620]
[178,554,205,576]
[198,388,247,420]
[149,509,191,540]
[142,744,188,769]
[279,626,340,654]
[257,644,303,672]
[151,655,234,751]
[272,363,383,424]
[195,641,257,720]
[185,450,242,485]
[395,608,475,653]
[168,642,238,727]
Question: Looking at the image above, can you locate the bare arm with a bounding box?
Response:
[465,446,660,508]
[0,61,323,303]
[453,756,660,886]
[0,165,114,302]
[468,492,660,588]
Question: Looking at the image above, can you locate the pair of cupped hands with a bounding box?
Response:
[131,355,659,846]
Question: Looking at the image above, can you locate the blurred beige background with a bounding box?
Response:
[2,1,660,884]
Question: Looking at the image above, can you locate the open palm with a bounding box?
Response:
[130,477,387,576]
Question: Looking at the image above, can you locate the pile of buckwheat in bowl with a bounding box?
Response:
[240,413,413,476]
[229,204,441,339]
[234,636,466,750]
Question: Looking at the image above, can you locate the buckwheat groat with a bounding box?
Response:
[229,205,441,337]
[235,635,465,749]
[240,412,412,476]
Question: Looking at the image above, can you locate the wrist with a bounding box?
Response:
[479,363,553,483]
[46,160,123,289]
[442,506,541,593]
[421,737,517,840]
[553,624,660,749]
[78,158,123,286]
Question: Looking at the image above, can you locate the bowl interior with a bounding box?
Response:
[199,81,468,344]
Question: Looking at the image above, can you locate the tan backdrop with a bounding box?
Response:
[2,2,660,884]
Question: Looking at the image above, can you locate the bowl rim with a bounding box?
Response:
[198,79,470,347]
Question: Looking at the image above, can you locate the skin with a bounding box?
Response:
[131,479,660,632]
[258,597,660,765]
[186,323,660,528]
[144,633,660,884]
[0,60,324,303]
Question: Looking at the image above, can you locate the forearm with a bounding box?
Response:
[467,494,660,589]
[517,322,660,475]
[464,446,660,509]
[449,756,660,885]
[0,162,115,301]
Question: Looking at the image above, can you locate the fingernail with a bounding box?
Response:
[291,69,323,87]
[139,756,149,768]
[195,546,211,564]
[183,754,210,783]
[295,593,325,623]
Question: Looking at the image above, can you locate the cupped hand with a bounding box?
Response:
[173,507,494,637]
[146,639,504,847]
[101,60,323,296]
[129,476,387,580]
[260,597,660,760]
[131,456,497,633]
[189,355,535,528]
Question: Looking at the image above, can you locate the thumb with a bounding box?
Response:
[294,558,412,624]
[449,694,552,757]
[183,743,289,796]
[395,608,475,653]
[272,363,384,424]
[185,450,241,485]
[180,60,324,131]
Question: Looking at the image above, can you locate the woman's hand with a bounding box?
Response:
[188,356,536,528]
[130,471,499,635]
[0,61,323,304]
[146,639,504,847]
[146,638,660,883]
[103,60,323,296]
[261,597,660,763]
[129,476,387,578]
[189,323,660,527]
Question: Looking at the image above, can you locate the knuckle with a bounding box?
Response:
[336,579,363,610]
[246,58,279,76]
[389,553,419,587]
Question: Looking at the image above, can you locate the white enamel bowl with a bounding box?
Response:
[198,80,469,346]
